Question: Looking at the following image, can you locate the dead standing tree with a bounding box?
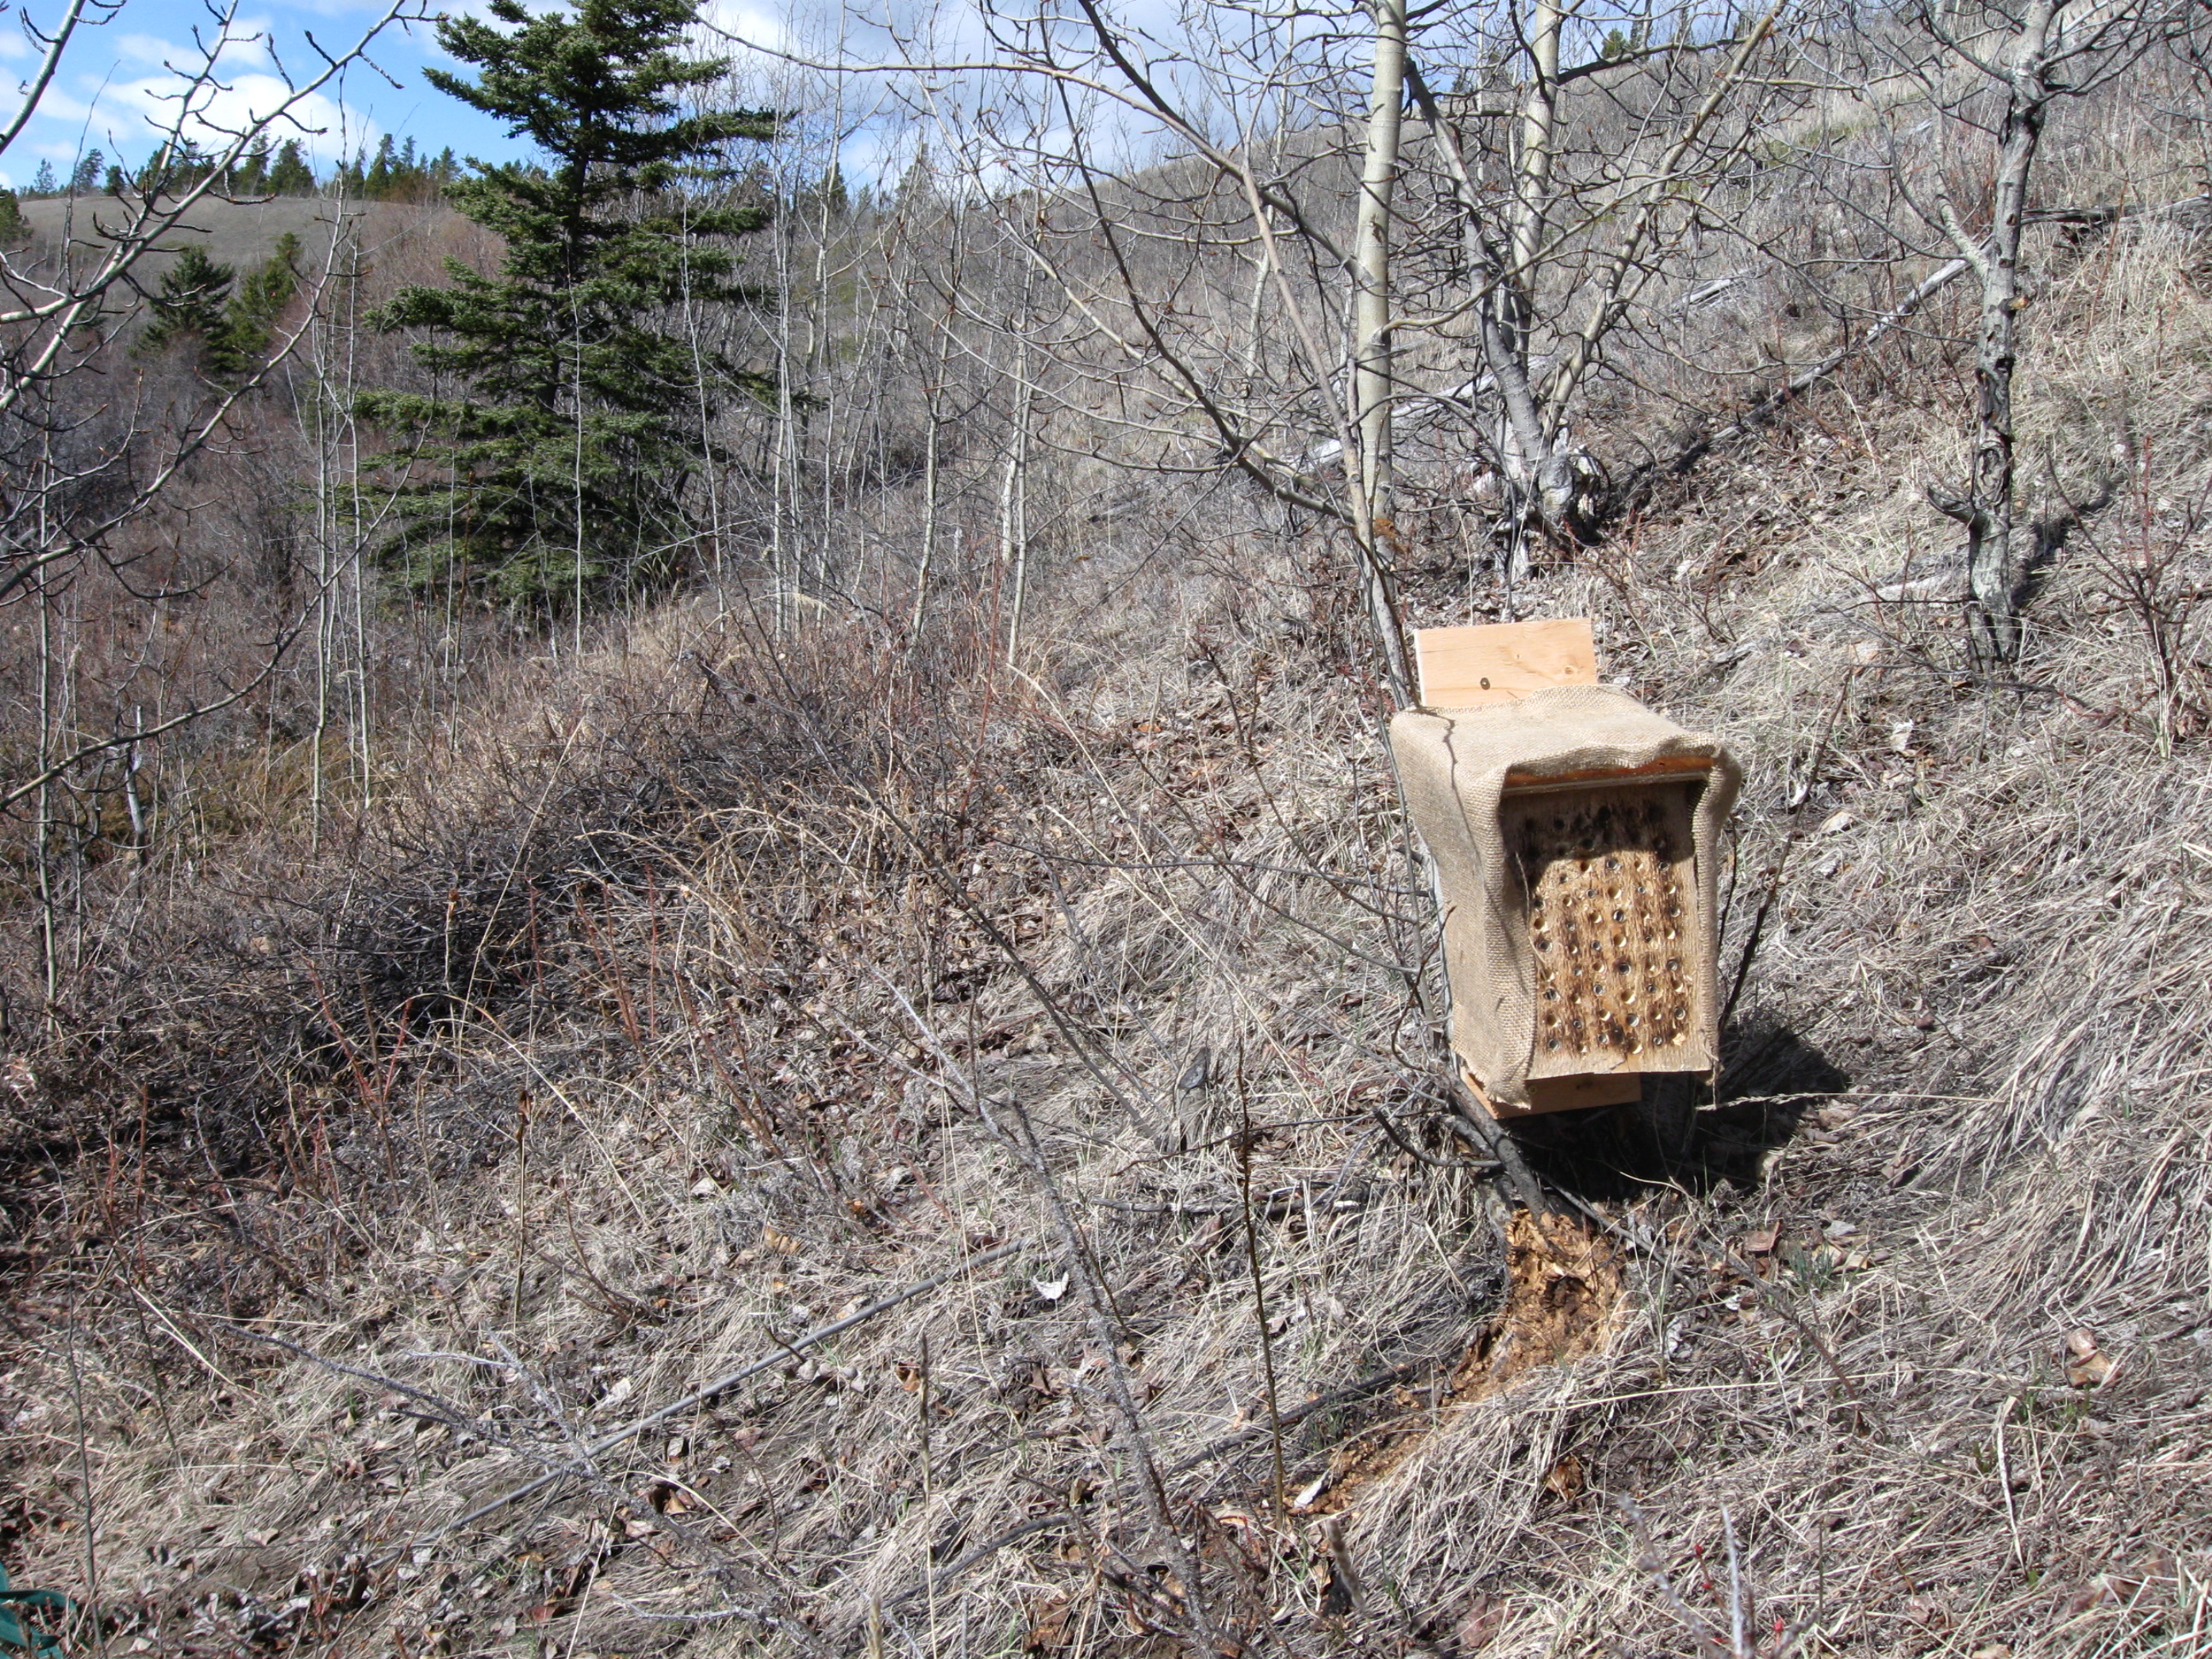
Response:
[1401,0,1797,563]
[1883,0,2193,664]
[914,0,1807,680]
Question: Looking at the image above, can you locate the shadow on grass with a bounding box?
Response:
[1497,1016,1851,1202]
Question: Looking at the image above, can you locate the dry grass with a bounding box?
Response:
[3,154,2212,1659]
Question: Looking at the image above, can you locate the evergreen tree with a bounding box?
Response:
[234,137,271,196]
[0,189,25,244]
[68,150,102,195]
[102,165,124,196]
[354,0,776,608]
[364,134,396,197]
[31,160,57,196]
[267,141,315,195]
[207,233,302,378]
[138,247,235,354]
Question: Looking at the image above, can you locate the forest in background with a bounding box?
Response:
[3,0,2212,1651]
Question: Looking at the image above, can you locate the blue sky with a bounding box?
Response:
[0,0,560,189]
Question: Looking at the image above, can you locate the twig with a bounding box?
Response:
[985,1094,1220,1655]
[370,1240,1023,1559]
[1236,1059,1290,1522]
[1441,1074,1561,1215]
[883,1513,1074,1610]
[1372,1107,1501,1173]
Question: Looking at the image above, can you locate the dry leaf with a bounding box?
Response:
[1455,1595,1506,1650]
[2064,1329,2115,1387]
[1543,1454,1584,1500]
[1023,1594,1074,1652]
[1741,1224,1781,1254]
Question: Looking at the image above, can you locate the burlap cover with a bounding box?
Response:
[1390,685,1741,1109]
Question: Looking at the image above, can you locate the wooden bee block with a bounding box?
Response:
[1416,618,1597,707]
[1466,1067,1643,1120]
[1505,779,1711,1080]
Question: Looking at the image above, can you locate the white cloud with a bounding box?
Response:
[696,0,795,55]
[27,46,381,171]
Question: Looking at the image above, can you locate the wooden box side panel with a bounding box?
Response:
[1466,1067,1644,1119]
[1415,619,1597,707]
[1504,781,1713,1079]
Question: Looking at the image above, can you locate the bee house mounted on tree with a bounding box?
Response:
[1392,620,1741,1119]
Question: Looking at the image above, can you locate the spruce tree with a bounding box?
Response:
[267,141,315,195]
[353,0,775,608]
[364,135,393,197]
[234,137,271,196]
[138,247,234,354]
[207,234,302,378]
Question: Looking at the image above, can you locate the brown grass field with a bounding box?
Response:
[1,148,2210,1659]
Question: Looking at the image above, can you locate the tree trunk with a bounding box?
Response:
[1353,0,1413,702]
[1412,42,1586,566]
[1353,0,1406,533]
[1949,0,2060,667]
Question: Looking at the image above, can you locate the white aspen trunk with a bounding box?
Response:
[1509,0,1560,316]
[309,312,334,852]
[1507,0,1567,558]
[1408,67,1558,562]
[1352,0,1413,703]
[998,333,1032,665]
[34,490,59,1028]
[1244,228,1270,393]
[1353,0,1407,537]
[341,221,372,808]
[808,166,835,598]
[678,190,729,605]
[770,170,798,636]
[572,298,587,650]
[912,293,956,637]
[1005,372,1034,669]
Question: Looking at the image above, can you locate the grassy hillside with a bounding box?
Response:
[0,193,2207,1659]
[15,195,364,276]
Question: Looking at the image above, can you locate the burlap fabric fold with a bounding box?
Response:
[1389,685,1741,1109]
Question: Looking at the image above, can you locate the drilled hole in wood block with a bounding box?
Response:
[1507,781,1711,1079]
